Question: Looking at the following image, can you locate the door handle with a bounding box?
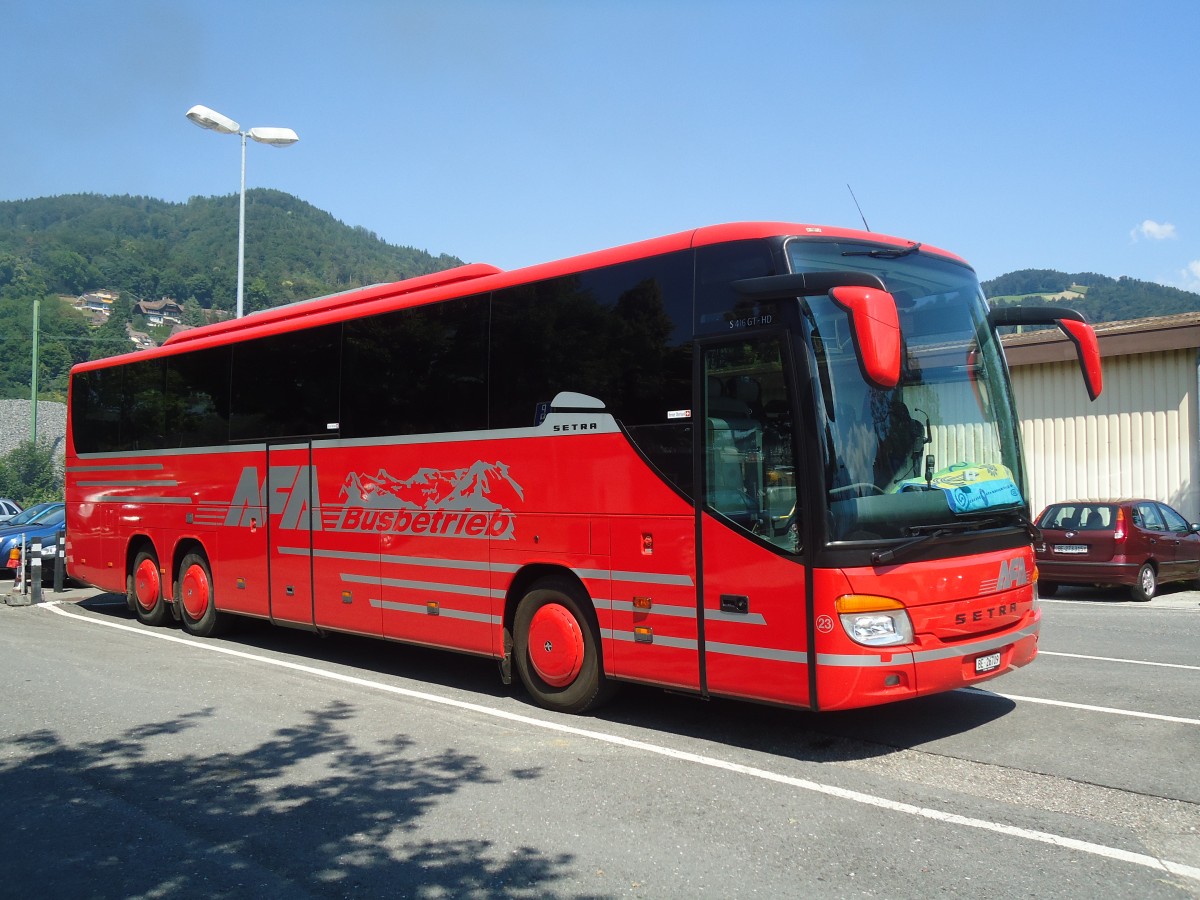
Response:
[720,594,749,614]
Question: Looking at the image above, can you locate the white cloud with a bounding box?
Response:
[1132,219,1178,241]
[1180,260,1200,293]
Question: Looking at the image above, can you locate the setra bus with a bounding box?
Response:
[64,222,1102,713]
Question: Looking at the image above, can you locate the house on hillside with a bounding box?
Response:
[1003,312,1200,520]
[134,298,185,327]
[126,323,155,350]
[76,290,117,317]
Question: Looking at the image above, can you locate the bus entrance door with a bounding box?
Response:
[700,337,811,707]
[266,443,316,627]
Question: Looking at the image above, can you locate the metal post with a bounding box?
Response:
[31,296,40,444]
[237,131,247,318]
[30,538,42,604]
[54,529,65,592]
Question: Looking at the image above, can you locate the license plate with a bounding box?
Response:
[1054,544,1088,554]
[975,652,1001,674]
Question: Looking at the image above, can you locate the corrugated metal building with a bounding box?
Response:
[1003,313,1200,521]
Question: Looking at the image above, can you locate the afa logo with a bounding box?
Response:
[224,461,525,540]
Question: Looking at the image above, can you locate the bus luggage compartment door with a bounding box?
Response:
[266,443,316,627]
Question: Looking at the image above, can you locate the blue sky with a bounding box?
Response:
[6,0,1199,290]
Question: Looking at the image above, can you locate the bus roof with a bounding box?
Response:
[77,222,965,372]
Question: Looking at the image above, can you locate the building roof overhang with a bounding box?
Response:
[1001,311,1200,366]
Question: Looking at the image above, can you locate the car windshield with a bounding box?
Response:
[789,239,1027,543]
[8,503,56,526]
[35,507,66,526]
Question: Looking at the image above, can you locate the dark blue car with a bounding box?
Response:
[1,502,66,581]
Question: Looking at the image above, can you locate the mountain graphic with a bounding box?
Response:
[338,461,524,511]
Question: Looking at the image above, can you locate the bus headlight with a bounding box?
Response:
[835,595,914,647]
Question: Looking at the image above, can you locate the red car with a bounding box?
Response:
[1034,499,1200,601]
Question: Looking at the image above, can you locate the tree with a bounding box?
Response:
[0,440,61,505]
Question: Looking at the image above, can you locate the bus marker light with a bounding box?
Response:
[342,591,353,604]
[426,601,441,616]
[642,533,654,554]
[633,596,652,610]
[634,626,653,643]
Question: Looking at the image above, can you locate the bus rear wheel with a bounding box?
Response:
[513,577,612,714]
[129,548,169,627]
[177,551,229,637]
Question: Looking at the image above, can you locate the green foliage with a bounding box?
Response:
[984,269,1200,323]
[0,191,462,313]
[0,191,465,398]
[0,440,61,505]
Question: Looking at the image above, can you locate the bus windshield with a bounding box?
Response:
[788,239,1026,543]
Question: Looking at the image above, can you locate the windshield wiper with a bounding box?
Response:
[871,515,1005,565]
[842,242,922,259]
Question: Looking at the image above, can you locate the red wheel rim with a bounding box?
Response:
[180,563,210,620]
[527,603,584,687]
[133,558,160,612]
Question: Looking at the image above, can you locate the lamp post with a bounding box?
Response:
[185,105,299,318]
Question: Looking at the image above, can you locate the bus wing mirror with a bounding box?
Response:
[989,306,1102,401]
[828,285,901,390]
[1057,318,1103,401]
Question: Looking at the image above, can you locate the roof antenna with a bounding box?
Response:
[847,184,871,231]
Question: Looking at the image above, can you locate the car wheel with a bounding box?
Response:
[1131,563,1156,602]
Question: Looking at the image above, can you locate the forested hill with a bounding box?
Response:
[0,191,463,314]
[983,269,1200,323]
[0,191,466,403]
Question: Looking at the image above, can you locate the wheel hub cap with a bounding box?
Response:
[527,603,584,687]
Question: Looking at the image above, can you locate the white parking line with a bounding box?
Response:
[961,686,1200,725]
[42,601,1200,885]
[1040,650,1200,672]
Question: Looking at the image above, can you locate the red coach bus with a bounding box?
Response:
[64,223,1102,713]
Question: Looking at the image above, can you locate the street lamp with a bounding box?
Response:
[185,104,299,318]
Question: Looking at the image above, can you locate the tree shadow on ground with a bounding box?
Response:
[0,699,591,899]
[75,592,1017,769]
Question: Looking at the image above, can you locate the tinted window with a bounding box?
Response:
[340,296,489,438]
[230,324,341,441]
[489,254,694,494]
[165,346,231,447]
[1040,504,1116,530]
[71,366,123,453]
[71,358,166,453]
[695,240,778,336]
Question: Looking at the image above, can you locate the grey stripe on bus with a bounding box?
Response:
[78,480,180,488]
[94,495,193,504]
[368,598,500,624]
[67,463,166,472]
[280,545,692,591]
[340,572,494,599]
[816,623,1038,667]
[593,598,768,626]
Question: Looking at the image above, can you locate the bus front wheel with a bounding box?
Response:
[513,577,613,714]
[177,552,229,637]
[129,548,169,627]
